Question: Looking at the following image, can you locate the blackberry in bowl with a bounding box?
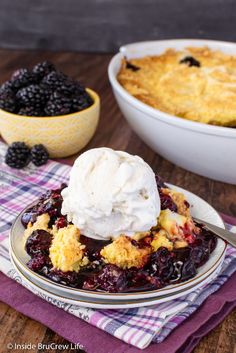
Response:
[0,61,100,158]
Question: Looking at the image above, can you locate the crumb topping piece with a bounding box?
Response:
[49,225,89,272]
[151,229,174,251]
[100,235,151,269]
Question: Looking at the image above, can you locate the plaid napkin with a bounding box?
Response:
[0,141,236,350]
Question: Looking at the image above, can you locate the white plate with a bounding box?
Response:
[10,252,224,309]
[10,184,226,302]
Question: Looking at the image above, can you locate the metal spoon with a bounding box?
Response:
[194,217,236,248]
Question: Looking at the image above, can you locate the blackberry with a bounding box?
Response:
[26,229,52,256]
[16,84,47,108]
[11,68,36,89]
[5,141,31,169]
[83,264,128,292]
[32,61,56,80]
[44,92,72,116]
[71,92,93,112]
[126,60,140,72]
[159,190,178,212]
[0,80,14,95]
[148,247,174,281]
[41,71,67,91]
[18,106,44,117]
[47,269,79,286]
[179,56,201,67]
[27,253,50,272]
[21,206,38,227]
[57,79,84,96]
[57,79,85,97]
[0,90,17,113]
[42,71,85,97]
[39,83,53,101]
[31,144,49,166]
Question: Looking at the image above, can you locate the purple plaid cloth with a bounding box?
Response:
[0,141,236,350]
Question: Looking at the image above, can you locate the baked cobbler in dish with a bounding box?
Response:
[21,151,217,293]
[117,47,236,127]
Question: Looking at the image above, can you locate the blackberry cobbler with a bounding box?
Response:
[21,177,217,293]
[118,47,236,127]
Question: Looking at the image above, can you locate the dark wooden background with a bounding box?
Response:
[0,0,235,53]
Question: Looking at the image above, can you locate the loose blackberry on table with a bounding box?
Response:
[5,142,31,169]
[31,144,49,166]
[5,141,49,169]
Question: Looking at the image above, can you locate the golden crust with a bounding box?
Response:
[151,229,174,251]
[117,47,236,126]
[49,225,89,272]
[100,235,151,269]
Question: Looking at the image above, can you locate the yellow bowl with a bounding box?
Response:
[0,88,100,158]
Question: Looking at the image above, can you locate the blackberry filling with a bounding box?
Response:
[159,190,178,212]
[83,264,128,293]
[25,229,52,256]
[21,184,66,228]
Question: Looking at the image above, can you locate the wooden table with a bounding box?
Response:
[0,49,235,353]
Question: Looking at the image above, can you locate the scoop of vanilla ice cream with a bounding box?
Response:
[61,148,160,240]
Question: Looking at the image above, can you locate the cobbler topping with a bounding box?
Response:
[118,47,236,127]
[100,235,151,269]
[151,230,173,251]
[49,225,89,272]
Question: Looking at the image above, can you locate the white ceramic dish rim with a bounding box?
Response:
[108,38,236,138]
[10,252,224,309]
[10,183,226,300]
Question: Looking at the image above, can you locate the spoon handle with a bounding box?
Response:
[194,217,236,248]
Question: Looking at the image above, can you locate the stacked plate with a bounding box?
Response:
[10,185,227,309]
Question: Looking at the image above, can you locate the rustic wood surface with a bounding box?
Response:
[0,49,235,353]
